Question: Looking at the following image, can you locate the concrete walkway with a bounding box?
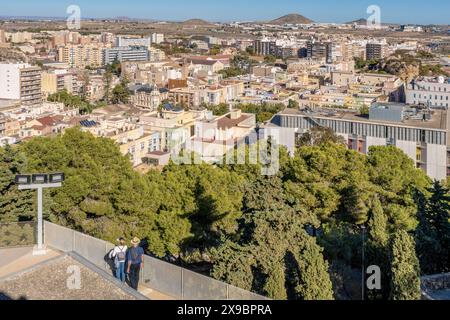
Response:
[139,285,174,300]
[0,247,31,269]
[0,247,61,279]
[0,247,174,300]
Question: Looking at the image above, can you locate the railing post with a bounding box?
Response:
[140,258,144,283]
[36,187,43,250]
[42,221,44,247]
[72,229,75,253]
[181,268,184,300]
[105,242,108,271]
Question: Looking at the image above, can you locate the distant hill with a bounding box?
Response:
[346,18,367,25]
[345,18,398,27]
[181,18,214,26]
[267,13,314,25]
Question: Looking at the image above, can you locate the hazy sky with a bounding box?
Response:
[1,0,449,25]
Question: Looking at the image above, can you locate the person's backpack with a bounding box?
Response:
[117,246,126,262]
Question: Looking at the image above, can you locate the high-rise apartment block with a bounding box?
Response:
[0,63,42,106]
[41,70,77,97]
[307,41,332,62]
[100,32,115,45]
[103,46,150,65]
[151,33,165,44]
[366,42,386,60]
[51,31,82,47]
[254,39,276,56]
[254,38,302,59]
[58,44,104,68]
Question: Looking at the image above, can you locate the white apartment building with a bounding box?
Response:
[6,31,33,43]
[406,77,450,109]
[0,63,42,106]
[148,47,166,62]
[116,36,151,47]
[185,110,256,163]
[264,103,450,181]
[151,33,165,44]
[103,47,149,65]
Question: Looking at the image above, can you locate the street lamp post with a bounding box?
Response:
[15,173,64,256]
[361,225,366,301]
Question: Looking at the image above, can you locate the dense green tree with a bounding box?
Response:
[203,103,229,116]
[212,173,333,300]
[296,126,345,147]
[416,181,450,274]
[367,197,389,248]
[218,67,245,79]
[366,196,391,299]
[47,89,100,114]
[210,44,221,55]
[105,60,122,77]
[111,83,130,104]
[368,146,430,231]
[263,261,288,300]
[238,102,285,123]
[290,237,334,300]
[389,230,421,300]
[210,240,256,291]
[0,145,34,222]
[103,70,113,103]
[245,47,255,55]
[0,223,35,247]
[264,55,277,64]
[200,102,284,123]
[287,99,299,109]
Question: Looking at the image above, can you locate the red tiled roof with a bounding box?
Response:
[188,58,221,66]
[36,115,64,127]
[217,114,252,129]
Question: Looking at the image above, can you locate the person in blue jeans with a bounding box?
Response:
[109,237,128,282]
[127,237,144,290]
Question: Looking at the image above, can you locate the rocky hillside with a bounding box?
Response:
[181,19,214,26]
[268,13,314,25]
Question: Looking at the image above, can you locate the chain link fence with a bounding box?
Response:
[44,221,268,300]
[0,221,36,248]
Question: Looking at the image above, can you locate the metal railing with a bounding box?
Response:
[0,221,36,248]
[44,221,268,300]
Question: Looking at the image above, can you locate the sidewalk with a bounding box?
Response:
[139,285,174,300]
[0,247,61,279]
[0,247,174,300]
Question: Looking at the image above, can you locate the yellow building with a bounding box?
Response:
[168,88,201,108]
[58,44,105,68]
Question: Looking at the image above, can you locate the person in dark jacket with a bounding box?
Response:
[126,237,144,290]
